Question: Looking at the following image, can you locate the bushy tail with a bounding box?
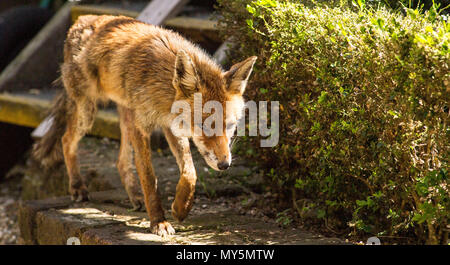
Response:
[32,90,71,169]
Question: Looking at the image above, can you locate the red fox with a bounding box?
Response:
[32,15,257,236]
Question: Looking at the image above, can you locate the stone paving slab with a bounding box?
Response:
[18,189,347,245]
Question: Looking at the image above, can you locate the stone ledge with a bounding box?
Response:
[18,189,348,245]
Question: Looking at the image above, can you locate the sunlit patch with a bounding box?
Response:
[125,231,168,242]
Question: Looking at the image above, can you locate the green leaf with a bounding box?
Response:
[317,209,326,219]
[246,19,254,29]
[318,91,328,104]
[246,4,256,14]
[356,200,367,207]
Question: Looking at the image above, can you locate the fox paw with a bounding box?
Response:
[128,197,145,212]
[151,221,175,237]
[70,186,89,202]
[171,201,190,222]
[125,190,145,212]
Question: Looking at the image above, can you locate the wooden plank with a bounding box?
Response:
[164,17,220,43]
[165,16,217,32]
[71,5,139,22]
[0,93,49,128]
[0,93,120,139]
[137,0,189,25]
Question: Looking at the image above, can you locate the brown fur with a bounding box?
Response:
[32,90,71,169]
[32,15,256,236]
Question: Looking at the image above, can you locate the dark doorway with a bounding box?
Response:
[0,122,33,179]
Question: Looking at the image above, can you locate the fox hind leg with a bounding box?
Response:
[61,97,97,202]
[117,106,144,211]
[60,57,100,202]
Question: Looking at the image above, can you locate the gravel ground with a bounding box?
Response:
[0,171,22,245]
[0,197,19,244]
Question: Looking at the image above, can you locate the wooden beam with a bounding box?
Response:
[165,16,217,32]
[0,93,120,139]
[71,5,139,22]
[164,16,220,43]
[137,0,189,25]
[0,93,49,128]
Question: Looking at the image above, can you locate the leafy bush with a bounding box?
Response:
[379,0,450,11]
[218,0,449,244]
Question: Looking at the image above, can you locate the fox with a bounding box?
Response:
[32,15,257,236]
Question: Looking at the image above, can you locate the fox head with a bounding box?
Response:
[172,50,257,171]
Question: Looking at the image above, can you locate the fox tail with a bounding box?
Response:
[32,89,72,169]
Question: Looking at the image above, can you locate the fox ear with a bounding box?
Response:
[224,56,257,94]
[173,50,198,98]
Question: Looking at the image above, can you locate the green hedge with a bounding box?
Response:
[218,0,449,244]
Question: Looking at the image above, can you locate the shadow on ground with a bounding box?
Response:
[11,136,347,245]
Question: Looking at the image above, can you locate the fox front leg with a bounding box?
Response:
[163,127,197,222]
[130,124,175,236]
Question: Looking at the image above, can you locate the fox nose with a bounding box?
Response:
[217,161,230,170]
